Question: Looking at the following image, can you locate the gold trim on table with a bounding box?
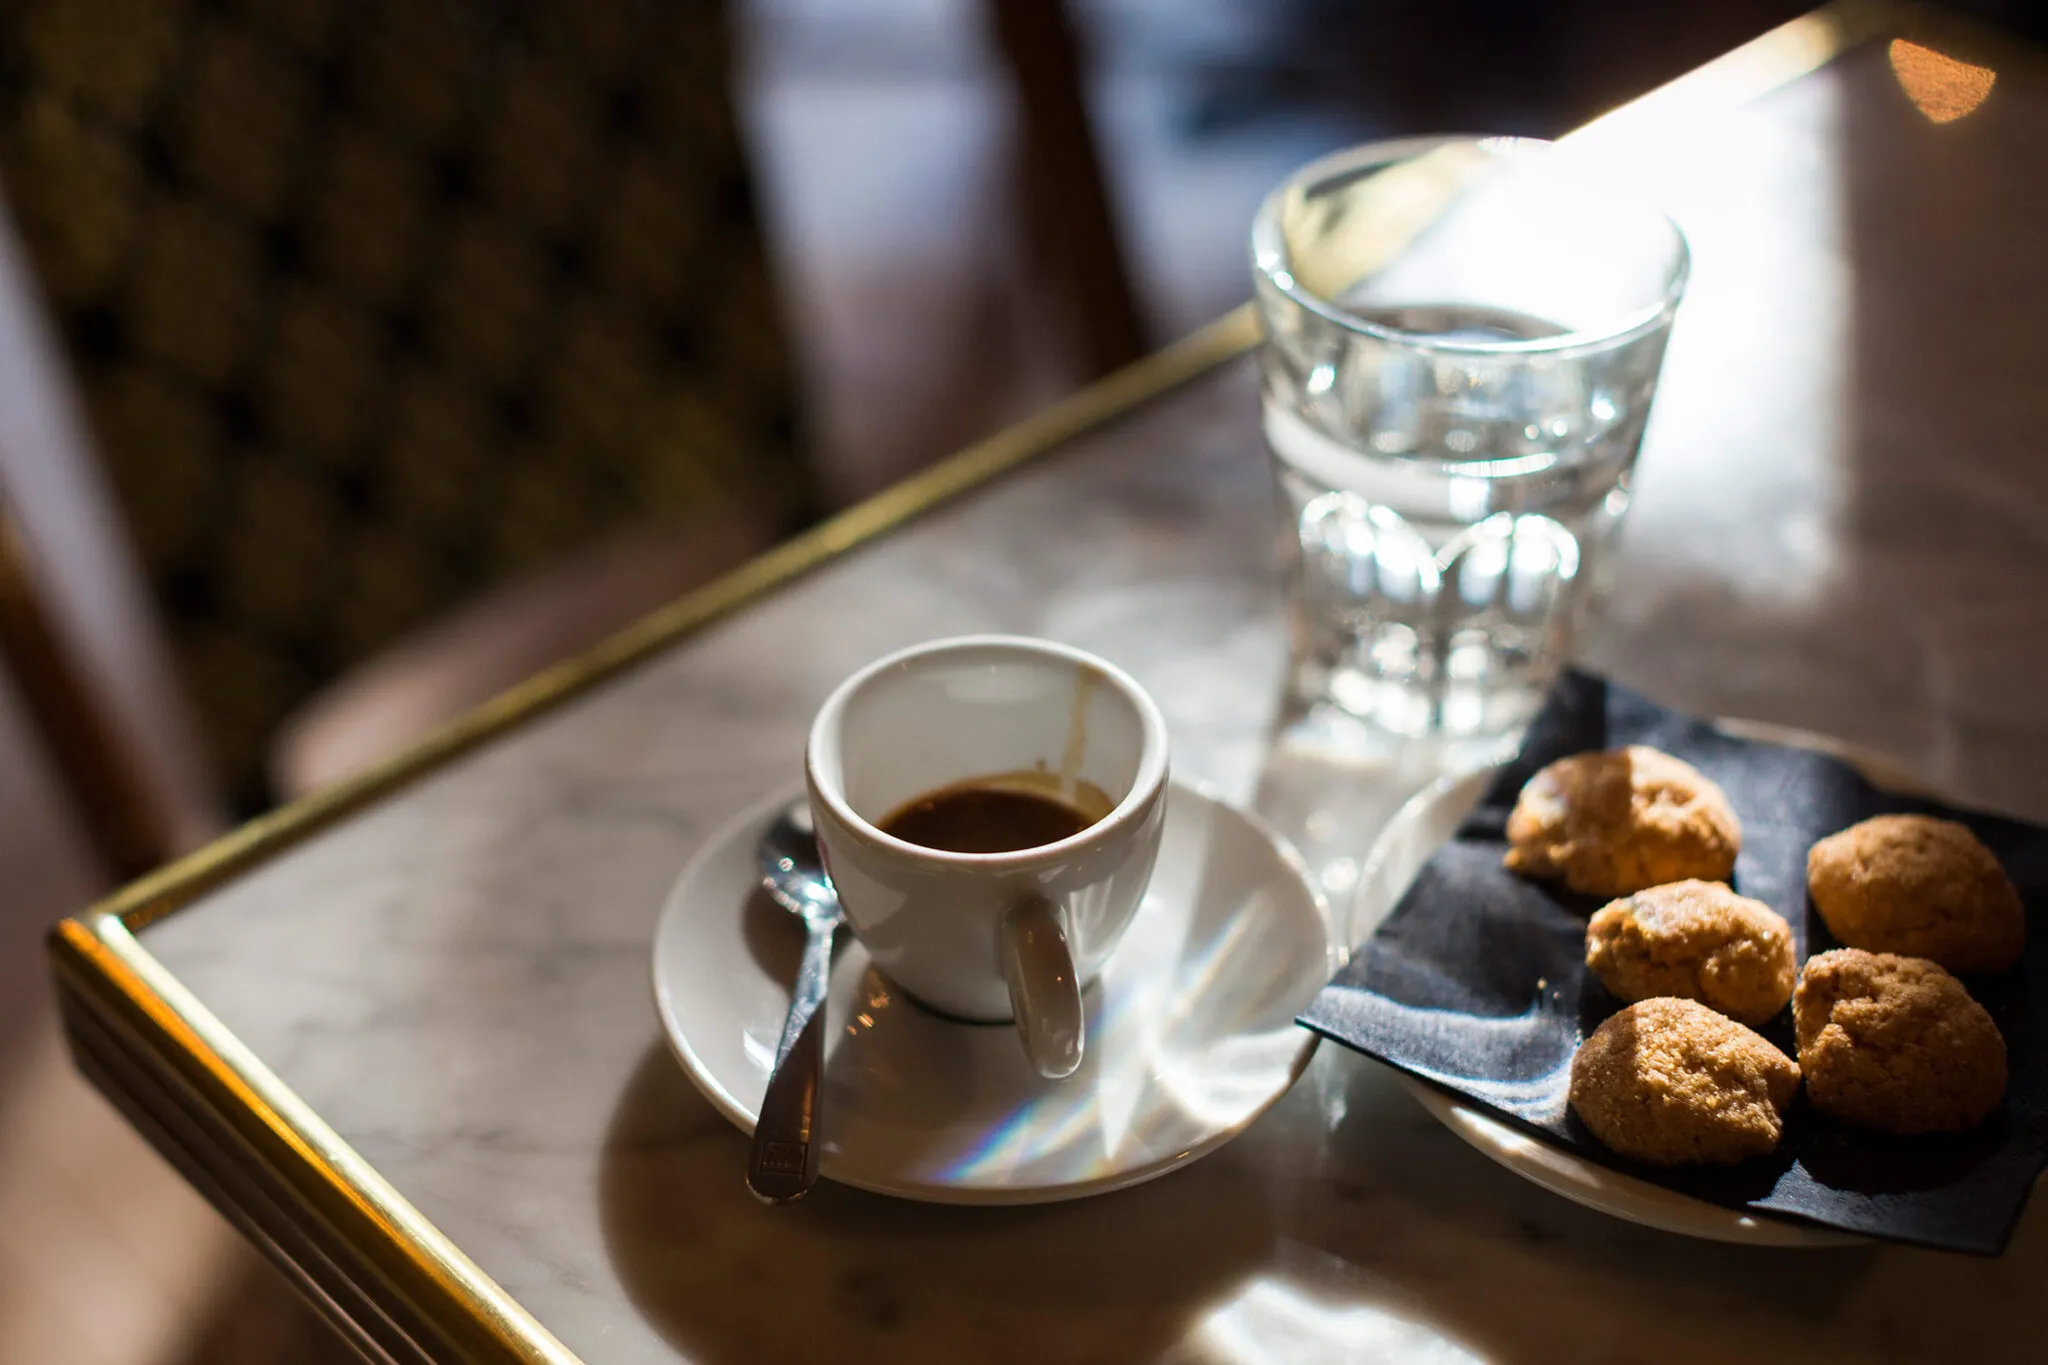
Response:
[1575,0,1899,139]
[54,915,576,1363]
[45,8,1904,1361]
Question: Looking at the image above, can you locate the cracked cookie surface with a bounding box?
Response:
[1793,949,2006,1134]
[1505,746,1740,899]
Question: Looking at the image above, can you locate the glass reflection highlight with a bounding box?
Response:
[931,899,1301,1183]
[1194,1274,1488,1365]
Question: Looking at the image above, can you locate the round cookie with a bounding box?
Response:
[1793,948,2006,1135]
[1585,880,1797,1025]
[1504,746,1741,898]
[1568,997,1801,1165]
[1807,815,2024,974]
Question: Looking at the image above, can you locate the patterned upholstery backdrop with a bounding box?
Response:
[0,0,813,808]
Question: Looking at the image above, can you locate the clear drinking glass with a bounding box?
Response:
[1252,136,1688,767]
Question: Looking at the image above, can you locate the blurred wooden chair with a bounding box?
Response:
[986,0,1149,379]
[0,0,819,865]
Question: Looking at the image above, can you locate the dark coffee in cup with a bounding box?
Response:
[880,774,1112,855]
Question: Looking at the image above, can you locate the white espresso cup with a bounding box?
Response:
[805,636,1169,1079]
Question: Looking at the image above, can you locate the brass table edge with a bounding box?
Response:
[42,5,1906,1357]
[1572,0,1900,138]
[60,986,438,1363]
[53,912,579,1365]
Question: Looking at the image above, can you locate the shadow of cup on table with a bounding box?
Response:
[596,1039,1290,1365]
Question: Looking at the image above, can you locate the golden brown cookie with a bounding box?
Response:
[1504,746,1741,898]
[1568,997,1801,1164]
[1585,880,1796,1025]
[1793,948,2006,1135]
[1807,815,2024,974]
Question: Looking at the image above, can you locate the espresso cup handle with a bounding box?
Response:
[999,896,1085,1079]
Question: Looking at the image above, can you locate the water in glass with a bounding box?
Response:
[1262,298,1669,756]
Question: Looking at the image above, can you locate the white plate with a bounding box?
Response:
[1351,720,1906,1248]
[652,779,1340,1204]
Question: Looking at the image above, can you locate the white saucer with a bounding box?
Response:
[652,779,1339,1204]
[1352,719,1912,1248]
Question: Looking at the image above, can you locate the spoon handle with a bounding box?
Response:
[747,919,836,1202]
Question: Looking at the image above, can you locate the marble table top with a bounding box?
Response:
[103,16,2048,1365]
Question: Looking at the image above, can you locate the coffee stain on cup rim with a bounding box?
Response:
[1060,663,1105,801]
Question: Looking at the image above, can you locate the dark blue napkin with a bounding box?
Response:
[1299,671,2048,1254]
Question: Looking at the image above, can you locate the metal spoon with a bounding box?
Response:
[747,801,843,1202]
